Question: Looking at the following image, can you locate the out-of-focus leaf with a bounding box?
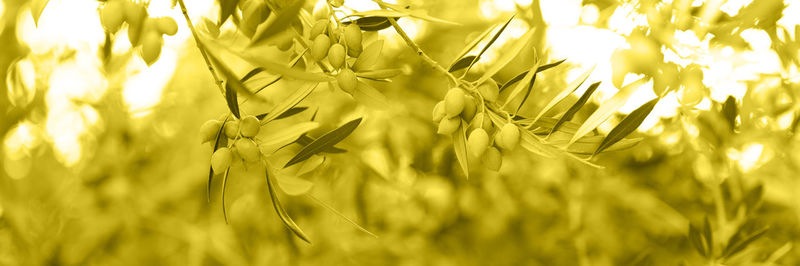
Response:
[464,15,515,75]
[221,168,232,224]
[208,117,231,203]
[259,122,319,154]
[308,195,377,238]
[296,135,347,153]
[475,29,535,85]
[450,26,496,68]
[569,77,648,145]
[530,65,594,125]
[550,82,601,135]
[500,59,566,92]
[743,184,764,212]
[342,16,394,31]
[275,175,314,196]
[703,217,714,257]
[353,81,389,109]
[452,124,469,178]
[250,0,304,46]
[448,55,477,72]
[593,98,658,156]
[218,0,239,26]
[353,40,384,71]
[504,60,538,108]
[255,106,308,121]
[240,68,265,83]
[249,50,307,96]
[284,117,363,168]
[564,137,642,155]
[203,42,268,102]
[31,0,50,26]
[260,83,318,125]
[357,69,402,79]
[224,82,241,119]
[723,227,768,258]
[689,224,708,257]
[204,39,332,82]
[722,95,737,131]
[265,167,311,243]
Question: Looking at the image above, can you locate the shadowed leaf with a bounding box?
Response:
[722,95,737,131]
[250,0,305,46]
[284,117,363,168]
[224,82,240,118]
[569,77,648,145]
[593,98,658,156]
[207,116,230,202]
[255,106,308,121]
[221,167,231,224]
[450,26,496,68]
[500,59,566,92]
[260,83,319,125]
[342,16,394,31]
[550,82,601,135]
[475,29,535,85]
[265,167,311,243]
[530,65,594,125]
[448,55,477,72]
[296,135,347,153]
[703,217,714,257]
[689,224,708,257]
[723,227,768,258]
[452,124,469,178]
[464,15,516,75]
[218,0,239,26]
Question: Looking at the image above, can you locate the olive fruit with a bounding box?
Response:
[125,1,148,28]
[337,68,357,93]
[437,116,461,135]
[309,19,328,39]
[482,147,502,171]
[496,123,520,150]
[467,128,489,158]
[444,88,465,118]
[328,43,346,70]
[344,24,362,56]
[460,95,477,121]
[239,115,260,138]
[478,81,499,102]
[211,147,233,174]
[311,35,331,61]
[432,101,446,123]
[235,139,260,162]
[100,0,125,33]
[470,113,493,132]
[156,17,178,36]
[141,31,163,66]
[200,120,223,143]
[224,120,239,138]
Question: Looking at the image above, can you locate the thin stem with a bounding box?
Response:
[387,17,460,86]
[176,0,225,95]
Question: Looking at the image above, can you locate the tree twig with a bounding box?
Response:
[176,0,225,96]
[387,17,460,86]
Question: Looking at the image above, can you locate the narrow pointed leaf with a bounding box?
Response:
[565,137,642,155]
[31,0,49,26]
[255,106,308,121]
[550,82,601,135]
[342,16,394,31]
[353,81,388,109]
[218,0,239,26]
[284,117,363,168]
[221,167,231,224]
[689,224,708,257]
[250,0,305,46]
[353,40,384,71]
[207,117,230,202]
[450,25,496,68]
[500,59,566,92]
[308,195,377,238]
[502,59,539,110]
[259,122,320,154]
[265,167,311,243]
[722,95,737,131]
[464,15,515,75]
[452,124,469,178]
[593,98,658,156]
[296,135,347,153]
[356,69,402,79]
[723,227,768,258]
[248,50,307,96]
[276,175,314,196]
[205,39,331,82]
[203,42,268,102]
[240,67,265,83]
[703,216,714,257]
[448,55,477,72]
[224,82,241,118]
[260,83,319,125]
[475,29,535,85]
[530,65,594,125]
[487,111,554,158]
[569,77,648,145]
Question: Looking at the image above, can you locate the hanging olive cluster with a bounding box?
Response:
[432,81,519,172]
[308,19,364,94]
[200,115,263,174]
[99,0,178,65]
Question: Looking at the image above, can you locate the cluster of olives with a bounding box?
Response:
[432,82,518,171]
[99,0,178,65]
[307,20,364,94]
[200,115,263,174]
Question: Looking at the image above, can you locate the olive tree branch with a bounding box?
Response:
[387,17,460,86]
[176,0,225,96]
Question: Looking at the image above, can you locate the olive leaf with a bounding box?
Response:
[500,59,566,92]
[250,0,304,46]
[449,25,496,69]
[550,82,601,135]
[722,95,737,131]
[353,40,384,71]
[249,50,307,96]
[529,65,594,125]
[356,69,402,79]
[240,67,265,83]
[307,195,377,238]
[207,116,230,203]
[487,111,554,158]
[569,77,648,145]
[689,223,709,257]
[452,124,469,178]
[563,137,642,155]
[593,98,658,156]
[502,58,539,111]
[448,55,477,72]
[203,41,268,102]
[475,29,535,85]
[218,0,240,26]
[259,83,319,125]
[703,216,714,257]
[342,16,394,31]
[204,38,331,82]
[255,106,308,120]
[265,167,311,243]
[347,8,456,25]
[258,121,320,155]
[31,0,50,26]
[353,81,389,109]
[224,82,241,119]
[221,167,232,224]
[296,135,347,153]
[723,226,768,259]
[463,15,516,75]
[275,175,314,196]
[284,117,363,168]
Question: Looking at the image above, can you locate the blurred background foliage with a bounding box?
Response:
[2,0,800,265]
